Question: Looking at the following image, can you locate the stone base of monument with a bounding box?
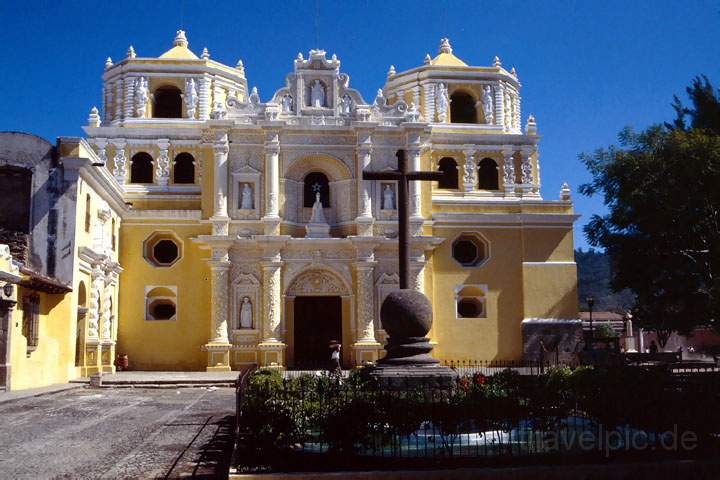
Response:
[369,289,458,389]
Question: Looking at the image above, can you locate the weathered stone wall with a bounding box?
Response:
[521,319,583,364]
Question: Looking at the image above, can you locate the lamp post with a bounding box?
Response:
[587,296,595,340]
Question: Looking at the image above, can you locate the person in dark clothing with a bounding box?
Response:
[649,341,658,354]
[328,340,341,373]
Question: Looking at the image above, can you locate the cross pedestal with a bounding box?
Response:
[363,150,457,388]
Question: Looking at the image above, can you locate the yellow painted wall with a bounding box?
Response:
[117,223,211,370]
[9,289,75,390]
[430,227,524,361]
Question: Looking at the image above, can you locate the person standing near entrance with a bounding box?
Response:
[329,340,341,373]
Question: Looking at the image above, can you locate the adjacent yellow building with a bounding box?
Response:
[0,32,580,386]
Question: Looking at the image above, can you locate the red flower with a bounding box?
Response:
[473,373,487,386]
[458,376,471,392]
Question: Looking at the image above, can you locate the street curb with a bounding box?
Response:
[0,384,84,405]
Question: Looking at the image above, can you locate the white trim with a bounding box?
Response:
[123,209,202,220]
[522,261,576,266]
[521,318,582,325]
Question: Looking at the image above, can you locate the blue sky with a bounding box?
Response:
[1,0,718,249]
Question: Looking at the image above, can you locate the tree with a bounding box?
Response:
[580,76,720,347]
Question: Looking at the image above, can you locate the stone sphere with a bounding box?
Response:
[380,289,433,338]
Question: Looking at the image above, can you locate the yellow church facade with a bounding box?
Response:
[64,32,580,372]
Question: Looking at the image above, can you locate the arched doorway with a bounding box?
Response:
[285,269,350,368]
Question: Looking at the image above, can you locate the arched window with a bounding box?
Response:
[450,91,477,124]
[173,153,195,184]
[303,172,330,207]
[438,157,459,189]
[130,153,154,184]
[145,286,177,321]
[153,86,182,118]
[478,158,499,190]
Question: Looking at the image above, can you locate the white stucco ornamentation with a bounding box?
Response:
[436,83,450,122]
[112,142,127,183]
[88,107,101,127]
[134,77,149,118]
[287,270,347,296]
[210,260,231,343]
[156,141,170,187]
[502,150,516,188]
[482,86,494,124]
[261,261,282,341]
[184,78,199,119]
[521,152,533,186]
[463,150,477,192]
[355,263,376,342]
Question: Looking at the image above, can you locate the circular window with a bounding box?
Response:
[457,298,483,318]
[143,232,183,267]
[451,234,488,267]
[153,240,178,265]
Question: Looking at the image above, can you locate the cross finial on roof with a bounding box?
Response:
[439,37,453,54]
[174,30,188,47]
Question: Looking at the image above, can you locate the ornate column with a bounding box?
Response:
[111,140,127,184]
[463,148,477,192]
[502,147,517,197]
[103,84,112,123]
[123,76,135,119]
[95,138,108,165]
[211,132,230,235]
[351,240,381,365]
[156,139,170,188]
[198,74,211,120]
[258,243,285,366]
[519,146,534,194]
[494,82,505,128]
[205,246,232,371]
[262,130,281,235]
[408,146,422,220]
[355,129,374,236]
[410,250,426,295]
[114,80,123,121]
[84,265,103,375]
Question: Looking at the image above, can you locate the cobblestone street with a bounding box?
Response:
[0,387,236,479]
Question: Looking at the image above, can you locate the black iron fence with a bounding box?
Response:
[234,366,720,473]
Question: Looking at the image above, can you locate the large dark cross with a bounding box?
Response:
[363,149,445,289]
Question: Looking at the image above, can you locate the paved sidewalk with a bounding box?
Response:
[0,383,82,404]
[0,387,236,479]
[72,370,241,387]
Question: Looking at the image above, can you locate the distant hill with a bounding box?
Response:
[575,249,634,312]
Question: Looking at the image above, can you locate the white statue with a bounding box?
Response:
[406,102,421,122]
[240,297,253,329]
[240,183,253,209]
[310,80,325,107]
[482,86,494,124]
[210,100,227,119]
[383,185,395,210]
[436,83,450,122]
[374,89,386,107]
[184,78,198,119]
[281,94,293,113]
[309,192,326,223]
[340,94,353,114]
[134,77,149,117]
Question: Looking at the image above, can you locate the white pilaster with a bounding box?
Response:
[114,80,123,121]
[211,132,230,235]
[209,255,231,344]
[408,146,422,219]
[198,74,211,120]
[123,76,135,119]
[494,82,505,128]
[260,260,283,342]
[262,130,281,235]
[519,146,534,194]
